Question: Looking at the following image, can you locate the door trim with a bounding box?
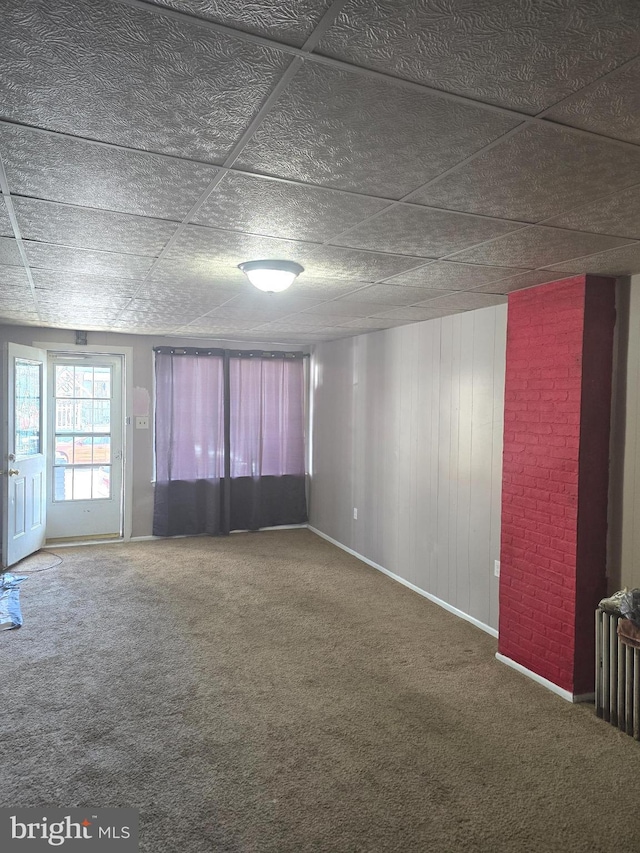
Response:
[34,342,133,542]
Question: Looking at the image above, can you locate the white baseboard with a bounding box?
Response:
[308,525,498,639]
[495,653,593,703]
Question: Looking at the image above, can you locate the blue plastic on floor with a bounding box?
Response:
[0,574,27,629]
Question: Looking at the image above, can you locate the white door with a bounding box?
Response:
[46,354,124,541]
[2,343,47,568]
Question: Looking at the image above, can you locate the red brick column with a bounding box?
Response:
[498,275,615,697]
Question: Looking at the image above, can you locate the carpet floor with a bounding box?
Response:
[2,529,639,852]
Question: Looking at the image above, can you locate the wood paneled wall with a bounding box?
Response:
[616,275,640,591]
[309,305,507,631]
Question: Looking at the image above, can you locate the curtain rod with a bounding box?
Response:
[153,347,308,359]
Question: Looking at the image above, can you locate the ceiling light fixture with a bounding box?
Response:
[238,259,304,293]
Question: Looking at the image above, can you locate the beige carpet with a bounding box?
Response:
[2,529,638,852]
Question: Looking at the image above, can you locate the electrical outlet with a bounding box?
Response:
[494,560,500,578]
[353,508,358,520]
[135,416,149,430]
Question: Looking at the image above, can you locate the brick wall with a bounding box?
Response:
[498,275,615,695]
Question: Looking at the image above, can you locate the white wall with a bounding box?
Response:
[309,305,507,631]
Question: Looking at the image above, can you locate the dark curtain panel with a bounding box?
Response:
[153,349,307,536]
[229,357,307,531]
[153,351,226,536]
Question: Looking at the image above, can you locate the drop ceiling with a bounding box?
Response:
[1,0,640,344]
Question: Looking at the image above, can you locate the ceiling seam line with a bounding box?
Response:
[104,0,640,153]
[299,0,352,51]
[534,52,640,119]
[313,125,533,251]
[7,128,640,245]
[3,116,639,227]
[0,132,540,225]
[0,157,43,321]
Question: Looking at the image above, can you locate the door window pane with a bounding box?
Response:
[52,363,114,501]
[15,358,41,457]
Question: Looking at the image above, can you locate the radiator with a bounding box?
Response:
[595,610,640,739]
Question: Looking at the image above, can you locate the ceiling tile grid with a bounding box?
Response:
[1,0,640,343]
[330,204,525,257]
[0,124,219,220]
[409,124,640,222]
[449,226,634,270]
[1,0,291,161]
[11,197,181,256]
[316,0,640,114]
[24,243,154,280]
[234,61,521,197]
[190,171,390,241]
[145,0,334,47]
[544,57,640,145]
[543,184,640,239]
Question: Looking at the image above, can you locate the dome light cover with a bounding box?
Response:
[238,259,304,293]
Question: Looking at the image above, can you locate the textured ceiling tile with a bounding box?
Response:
[300,246,426,282]
[410,124,640,222]
[0,237,23,267]
[0,296,36,311]
[147,0,333,47]
[222,294,323,313]
[0,311,40,324]
[191,172,389,241]
[35,292,132,312]
[187,307,283,326]
[236,62,520,197]
[543,242,640,276]
[25,242,153,280]
[133,280,238,307]
[300,301,382,318]
[0,124,217,220]
[0,203,13,237]
[110,321,180,334]
[147,258,243,290]
[266,312,350,327]
[12,197,179,256]
[382,261,523,290]
[543,185,640,240]
[288,278,369,299]
[420,292,507,310]
[450,226,633,269]
[31,269,138,299]
[252,319,332,333]
[544,59,640,145]
[470,270,571,293]
[333,205,523,257]
[0,266,31,289]
[165,224,310,265]
[371,305,465,321]
[338,317,408,329]
[108,299,202,322]
[1,0,289,160]
[318,0,640,114]
[37,308,121,324]
[335,283,451,305]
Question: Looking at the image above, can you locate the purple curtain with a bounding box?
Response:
[228,357,307,531]
[153,349,307,536]
[153,351,226,536]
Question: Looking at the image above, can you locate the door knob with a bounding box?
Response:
[7,469,19,476]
